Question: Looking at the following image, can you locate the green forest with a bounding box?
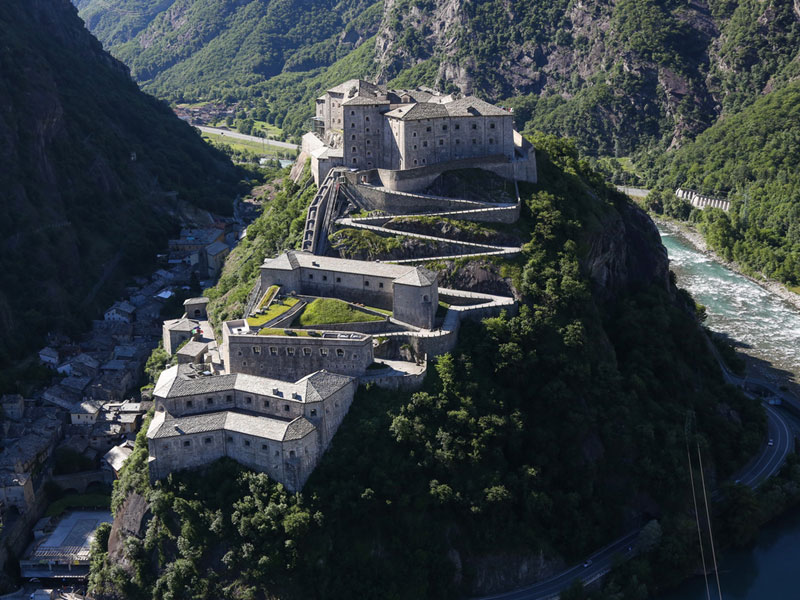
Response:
[646,81,800,286]
[89,139,767,599]
[0,0,241,373]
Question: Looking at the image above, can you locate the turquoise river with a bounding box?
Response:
[656,225,800,600]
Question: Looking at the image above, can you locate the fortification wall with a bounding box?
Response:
[374,155,517,193]
[225,332,373,381]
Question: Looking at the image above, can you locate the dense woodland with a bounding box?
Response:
[0,0,241,375]
[88,138,766,600]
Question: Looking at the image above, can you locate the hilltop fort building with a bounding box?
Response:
[303,80,536,188]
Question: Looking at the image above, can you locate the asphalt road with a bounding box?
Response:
[196,126,300,150]
[474,532,640,600]
[476,347,796,600]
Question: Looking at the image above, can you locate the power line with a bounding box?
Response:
[697,443,724,600]
[687,441,712,600]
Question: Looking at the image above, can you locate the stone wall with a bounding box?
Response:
[224,331,374,381]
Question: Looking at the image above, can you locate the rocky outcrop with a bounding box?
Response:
[583,200,671,303]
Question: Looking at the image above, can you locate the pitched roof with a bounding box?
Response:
[342,95,390,106]
[205,241,229,256]
[154,364,356,404]
[148,410,316,442]
[183,297,209,306]
[385,102,449,120]
[176,341,208,357]
[163,318,200,332]
[444,96,510,117]
[262,251,431,282]
[393,266,437,287]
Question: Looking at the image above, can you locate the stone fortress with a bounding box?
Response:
[303,79,537,189]
[148,80,535,492]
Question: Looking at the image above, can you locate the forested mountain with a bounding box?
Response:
[90,139,765,600]
[76,0,800,155]
[647,80,800,285]
[0,0,240,368]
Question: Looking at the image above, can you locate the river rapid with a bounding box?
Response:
[655,225,800,599]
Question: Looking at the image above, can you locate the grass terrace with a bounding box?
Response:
[247,294,300,327]
[297,298,385,327]
[257,328,312,337]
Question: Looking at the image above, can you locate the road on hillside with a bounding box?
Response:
[196,126,300,150]
[475,347,797,600]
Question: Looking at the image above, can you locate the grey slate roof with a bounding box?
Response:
[262,251,435,285]
[163,318,200,332]
[205,241,229,256]
[176,341,208,357]
[444,96,510,117]
[385,102,449,121]
[149,410,315,442]
[342,95,390,106]
[154,364,355,404]
[394,267,437,287]
[384,96,510,120]
[183,297,209,306]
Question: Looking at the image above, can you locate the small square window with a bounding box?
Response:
[426,126,431,132]
[423,141,428,148]
[310,409,317,417]
[350,110,355,116]
[226,395,233,403]
[262,444,268,450]
[472,123,477,130]
[183,440,191,447]
[322,275,328,281]
[336,277,341,283]
[351,122,355,128]
[439,139,444,145]
[204,437,212,445]
[364,280,370,287]
[455,124,460,130]
[490,123,496,129]
[270,347,277,356]
[252,346,260,354]
[303,348,311,356]
[207,398,213,405]
[287,347,295,356]
[366,127,370,133]
[378,282,384,288]
[336,349,345,358]
[308,273,314,280]
[413,132,417,137]
[245,396,252,404]
[264,400,270,408]
[413,145,417,150]
[227,436,233,442]
[472,139,477,144]
[442,124,448,131]
[284,404,290,412]
[365,116,370,122]
[244,439,250,447]
[320,348,328,356]
[186,400,193,408]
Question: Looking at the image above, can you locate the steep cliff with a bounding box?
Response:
[0,0,239,368]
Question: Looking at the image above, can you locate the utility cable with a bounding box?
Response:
[687,441,712,600]
[697,442,724,600]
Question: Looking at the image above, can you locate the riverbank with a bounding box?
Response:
[653,216,800,313]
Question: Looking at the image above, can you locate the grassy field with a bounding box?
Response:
[252,120,283,138]
[247,295,300,327]
[201,131,297,158]
[298,298,385,326]
[257,327,312,337]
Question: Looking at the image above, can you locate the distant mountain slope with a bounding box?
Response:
[76,0,799,154]
[0,0,240,367]
[652,80,800,284]
[75,0,382,102]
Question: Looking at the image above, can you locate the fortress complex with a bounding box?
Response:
[147,363,356,491]
[304,79,537,189]
[259,251,437,329]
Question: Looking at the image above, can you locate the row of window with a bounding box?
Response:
[306,272,385,288]
[182,396,320,417]
[171,437,306,458]
[412,137,495,150]
[240,347,355,358]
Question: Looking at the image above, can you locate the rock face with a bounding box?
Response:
[583,199,671,303]
[108,492,150,562]
[0,0,238,364]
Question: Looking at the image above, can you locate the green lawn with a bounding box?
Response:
[247,296,300,327]
[297,298,385,326]
[256,285,279,311]
[258,328,312,337]
[252,120,284,138]
[201,131,297,157]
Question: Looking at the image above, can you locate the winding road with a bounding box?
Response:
[473,348,797,600]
